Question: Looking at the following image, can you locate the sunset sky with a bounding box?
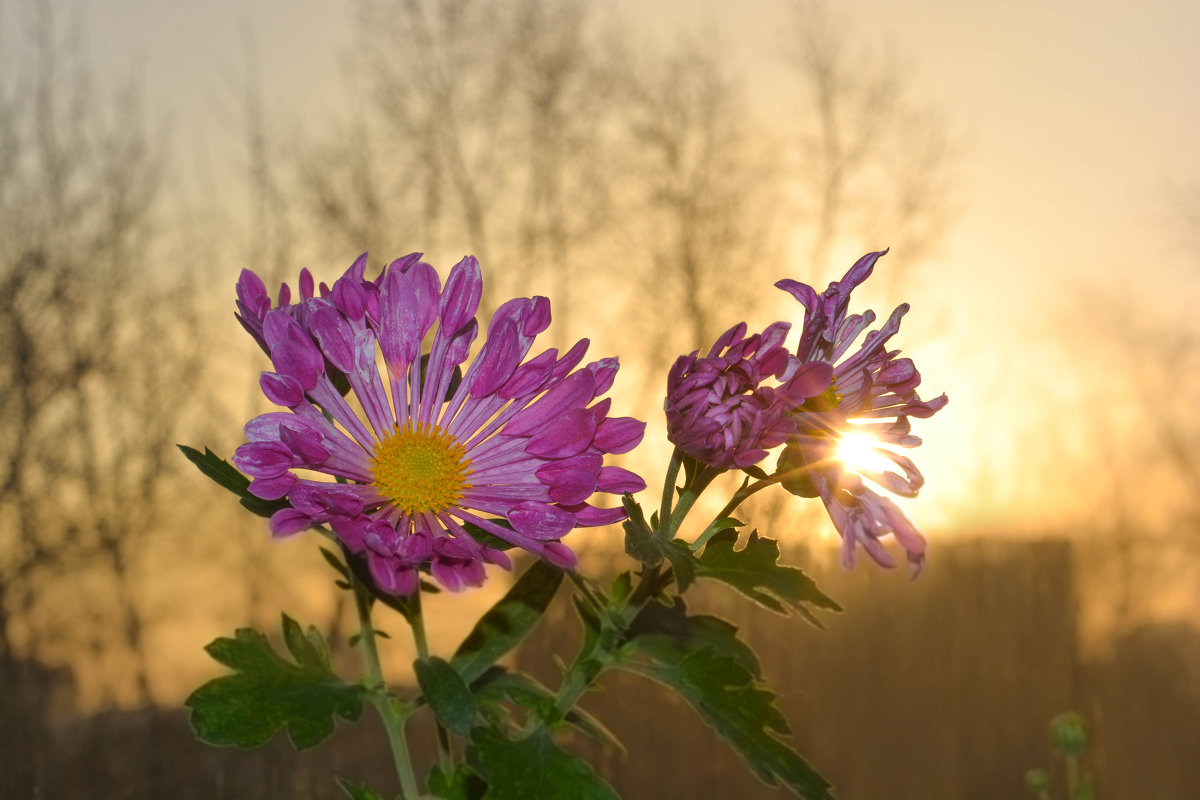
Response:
[5,0,1197,527]
[4,0,1199,719]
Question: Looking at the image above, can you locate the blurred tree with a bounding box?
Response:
[1065,185,1200,637]
[296,0,618,342]
[611,29,786,369]
[0,1,208,708]
[784,0,961,287]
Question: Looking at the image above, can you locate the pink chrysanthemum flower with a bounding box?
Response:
[776,250,947,574]
[664,321,833,470]
[232,253,646,595]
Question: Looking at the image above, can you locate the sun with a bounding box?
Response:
[834,430,895,476]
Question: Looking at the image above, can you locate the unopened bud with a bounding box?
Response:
[1024,767,1051,794]
[1050,711,1089,757]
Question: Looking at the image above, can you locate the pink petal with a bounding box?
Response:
[508,501,576,540]
[525,408,596,459]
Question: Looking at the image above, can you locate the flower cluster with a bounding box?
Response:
[777,250,946,573]
[667,250,946,574]
[232,253,645,595]
[665,322,833,469]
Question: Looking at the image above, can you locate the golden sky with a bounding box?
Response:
[6,0,1198,709]
[18,0,1188,528]
[5,0,1196,529]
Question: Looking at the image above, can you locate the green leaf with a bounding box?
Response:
[742,464,770,481]
[472,667,559,728]
[426,763,484,800]
[177,444,289,518]
[416,655,478,736]
[466,726,618,800]
[319,546,351,580]
[451,559,563,685]
[628,597,761,678]
[335,776,386,800]
[185,614,366,750]
[609,571,633,604]
[461,520,518,552]
[621,495,698,591]
[696,529,841,625]
[471,668,623,753]
[618,639,833,800]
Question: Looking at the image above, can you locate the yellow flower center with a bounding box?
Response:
[370,421,472,515]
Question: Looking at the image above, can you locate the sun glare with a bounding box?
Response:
[835,430,895,476]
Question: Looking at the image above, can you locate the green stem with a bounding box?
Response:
[551,653,596,718]
[539,567,662,731]
[409,589,454,775]
[666,465,720,536]
[659,447,683,530]
[1065,754,1079,799]
[352,581,421,800]
[691,477,776,551]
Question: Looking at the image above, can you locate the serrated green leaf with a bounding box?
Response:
[696,529,840,625]
[185,613,365,750]
[426,763,483,800]
[177,444,289,518]
[335,776,386,800]
[416,656,478,736]
[471,668,623,752]
[628,597,761,678]
[466,726,618,800]
[622,496,698,591]
[451,560,563,684]
[618,641,833,800]
[472,667,560,728]
[621,495,660,564]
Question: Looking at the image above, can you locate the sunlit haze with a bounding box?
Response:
[2,1,1198,796]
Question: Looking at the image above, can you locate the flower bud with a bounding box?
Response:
[1050,711,1089,757]
[1024,767,1050,794]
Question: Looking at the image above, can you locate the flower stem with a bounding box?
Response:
[659,447,683,529]
[352,579,421,800]
[691,477,775,551]
[666,464,720,536]
[409,589,455,776]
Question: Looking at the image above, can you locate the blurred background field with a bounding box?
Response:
[1,0,1198,797]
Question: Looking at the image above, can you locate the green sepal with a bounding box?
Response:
[319,546,351,581]
[617,629,833,800]
[621,495,698,591]
[416,655,478,736]
[742,464,770,481]
[178,444,289,518]
[777,443,820,498]
[466,726,618,800]
[451,559,563,684]
[185,613,366,750]
[696,529,841,625]
[335,776,386,800]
